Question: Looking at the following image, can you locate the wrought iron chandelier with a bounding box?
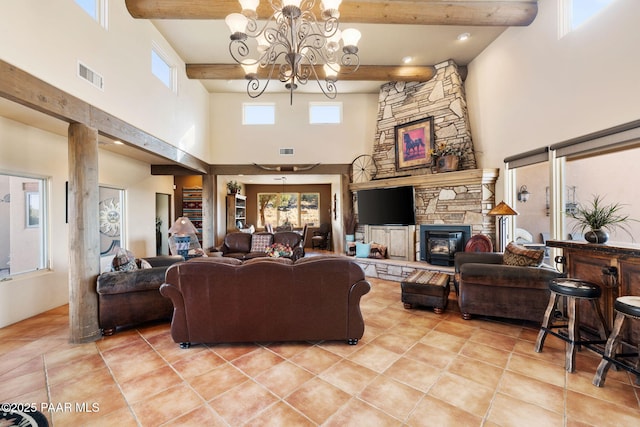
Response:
[225,0,361,104]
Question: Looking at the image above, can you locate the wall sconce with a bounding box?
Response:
[517,185,531,203]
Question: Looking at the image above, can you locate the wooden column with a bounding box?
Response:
[68,123,101,343]
[201,174,215,250]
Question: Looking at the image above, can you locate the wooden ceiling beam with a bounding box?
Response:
[125,0,537,26]
[186,64,439,82]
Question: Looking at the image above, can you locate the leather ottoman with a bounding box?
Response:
[401,271,451,314]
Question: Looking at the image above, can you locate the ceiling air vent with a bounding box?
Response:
[78,62,104,90]
[279,148,294,156]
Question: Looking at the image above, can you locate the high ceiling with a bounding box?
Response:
[0,1,539,175]
[127,0,538,95]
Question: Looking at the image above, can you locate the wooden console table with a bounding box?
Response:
[547,239,640,349]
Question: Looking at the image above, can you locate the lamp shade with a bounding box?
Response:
[168,217,198,235]
[322,0,342,11]
[324,63,339,80]
[241,62,259,77]
[488,201,519,216]
[341,28,361,47]
[225,13,248,35]
[239,0,260,12]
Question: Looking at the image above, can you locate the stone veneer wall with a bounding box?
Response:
[373,60,477,177]
[356,59,497,249]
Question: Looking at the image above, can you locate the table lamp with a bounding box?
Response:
[488,201,519,252]
[169,217,198,258]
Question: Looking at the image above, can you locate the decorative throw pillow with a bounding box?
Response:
[137,258,153,269]
[111,248,138,272]
[503,242,544,267]
[355,242,371,258]
[251,233,273,252]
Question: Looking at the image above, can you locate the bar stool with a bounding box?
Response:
[593,296,640,386]
[535,278,609,373]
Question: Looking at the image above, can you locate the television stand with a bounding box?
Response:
[364,225,415,261]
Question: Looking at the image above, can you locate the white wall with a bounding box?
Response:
[0,116,174,328]
[466,0,640,200]
[0,118,68,327]
[0,0,210,162]
[210,92,378,164]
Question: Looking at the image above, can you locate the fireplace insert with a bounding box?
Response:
[426,231,463,266]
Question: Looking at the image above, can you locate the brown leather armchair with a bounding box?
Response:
[454,252,563,323]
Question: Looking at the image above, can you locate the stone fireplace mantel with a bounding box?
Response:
[350,168,500,260]
[349,168,499,192]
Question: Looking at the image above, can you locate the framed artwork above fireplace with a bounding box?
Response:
[394,116,434,171]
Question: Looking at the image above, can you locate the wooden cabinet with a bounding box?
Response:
[226,194,246,233]
[548,240,640,350]
[365,225,415,261]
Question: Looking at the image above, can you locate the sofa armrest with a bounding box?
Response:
[454,252,504,272]
[97,267,168,295]
[347,279,371,338]
[290,246,304,261]
[159,283,189,343]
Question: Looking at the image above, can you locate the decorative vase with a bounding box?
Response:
[584,229,609,244]
[435,155,459,173]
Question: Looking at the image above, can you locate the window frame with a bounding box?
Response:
[0,172,49,278]
[559,0,615,37]
[309,102,343,124]
[151,43,177,92]
[257,191,320,228]
[75,0,109,29]
[243,103,276,125]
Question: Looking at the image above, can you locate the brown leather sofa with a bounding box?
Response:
[454,252,563,323]
[215,231,304,260]
[97,255,184,335]
[160,255,371,347]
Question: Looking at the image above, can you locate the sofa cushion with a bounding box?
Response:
[503,242,544,267]
[111,248,137,272]
[273,231,302,248]
[224,232,253,253]
[250,233,273,253]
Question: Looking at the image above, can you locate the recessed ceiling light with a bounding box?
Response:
[113,140,124,145]
[457,32,471,41]
[402,56,413,64]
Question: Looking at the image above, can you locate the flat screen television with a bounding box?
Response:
[357,186,416,225]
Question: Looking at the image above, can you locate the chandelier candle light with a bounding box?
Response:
[225,0,361,104]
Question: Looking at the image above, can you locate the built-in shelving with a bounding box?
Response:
[226,194,246,233]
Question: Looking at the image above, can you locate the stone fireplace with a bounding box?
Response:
[348,59,499,260]
[350,169,498,261]
[420,224,472,265]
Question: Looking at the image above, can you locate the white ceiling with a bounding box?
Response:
[152,19,507,94]
[0,5,514,177]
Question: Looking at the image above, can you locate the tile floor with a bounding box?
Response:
[1,277,640,426]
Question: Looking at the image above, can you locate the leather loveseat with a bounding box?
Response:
[454,251,563,323]
[215,231,304,261]
[97,255,184,335]
[159,255,371,347]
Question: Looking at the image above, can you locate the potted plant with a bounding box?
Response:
[226,180,241,194]
[344,212,357,242]
[430,142,466,172]
[568,194,635,244]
